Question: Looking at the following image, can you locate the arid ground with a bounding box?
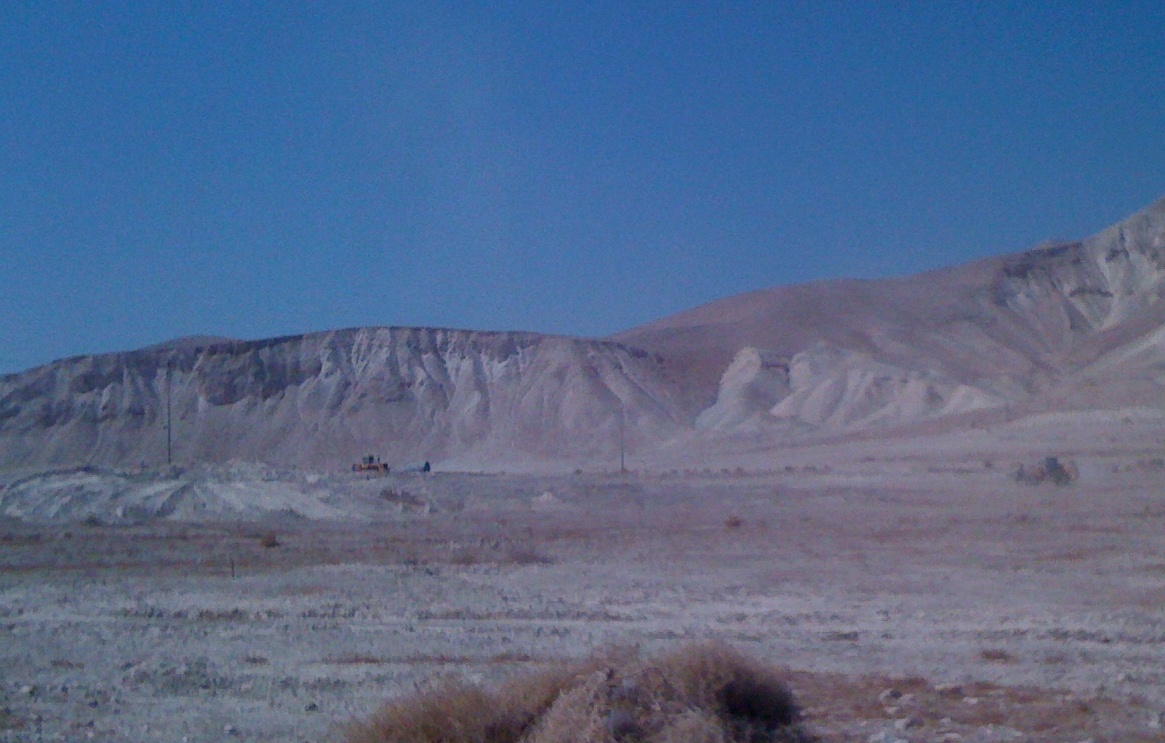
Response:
[2,417,1164,742]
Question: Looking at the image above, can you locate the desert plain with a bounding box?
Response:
[2,410,1163,743]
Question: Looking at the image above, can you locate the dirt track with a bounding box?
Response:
[2,450,1164,742]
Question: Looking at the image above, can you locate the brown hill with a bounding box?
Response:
[613,195,1165,423]
[2,196,1164,469]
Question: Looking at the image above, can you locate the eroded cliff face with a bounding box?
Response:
[5,199,1165,467]
[618,196,1165,425]
[696,344,1004,432]
[0,328,685,469]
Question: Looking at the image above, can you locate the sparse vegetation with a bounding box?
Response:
[343,643,813,743]
[504,546,554,565]
[980,648,1017,664]
[380,488,427,510]
[0,707,24,731]
[328,654,391,666]
[195,608,250,622]
[448,542,553,567]
[5,465,1163,742]
[259,531,280,548]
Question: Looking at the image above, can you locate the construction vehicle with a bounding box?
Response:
[352,454,390,473]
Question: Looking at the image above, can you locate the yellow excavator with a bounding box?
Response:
[352,454,390,473]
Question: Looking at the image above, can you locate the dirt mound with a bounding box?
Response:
[344,643,813,743]
[0,464,348,524]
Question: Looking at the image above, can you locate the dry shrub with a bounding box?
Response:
[195,607,249,622]
[345,656,611,743]
[647,643,807,742]
[980,648,1016,664]
[654,709,726,743]
[449,549,480,566]
[504,546,554,566]
[447,544,553,567]
[381,488,427,509]
[0,707,24,731]
[346,680,495,743]
[343,642,813,743]
[329,654,391,665]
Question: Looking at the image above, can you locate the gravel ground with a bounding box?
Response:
[2,433,1164,742]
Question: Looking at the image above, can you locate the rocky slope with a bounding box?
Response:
[696,343,1003,432]
[615,195,1165,426]
[0,328,685,470]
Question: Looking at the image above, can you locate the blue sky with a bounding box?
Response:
[2,2,1164,374]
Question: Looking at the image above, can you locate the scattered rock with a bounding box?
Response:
[893,716,922,732]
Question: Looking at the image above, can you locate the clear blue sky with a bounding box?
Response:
[3,2,1164,374]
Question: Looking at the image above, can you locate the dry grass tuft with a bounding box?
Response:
[329,654,392,666]
[504,546,554,565]
[980,648,1017,664]
[446,543,553,567]
[346,679,495,743]
[645,643,807,742]
[343,642,814,743]
[0,707,24,731]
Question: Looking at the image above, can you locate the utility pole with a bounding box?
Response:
[165,359,173,466]
[618,409,626,474]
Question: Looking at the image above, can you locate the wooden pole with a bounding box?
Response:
[166,360,173,466]
[619,410,626,473]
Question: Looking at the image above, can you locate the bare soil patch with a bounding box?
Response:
[2,448,1163,742]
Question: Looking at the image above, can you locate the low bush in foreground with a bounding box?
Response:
[343,642,815,743]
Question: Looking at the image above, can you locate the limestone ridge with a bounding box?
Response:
[697,343,1003,432]
[0,328,684,469]
[617,195,1165,423]
[695,348,790,431]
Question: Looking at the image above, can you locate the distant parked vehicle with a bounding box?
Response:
[352,454,390,473]
[1013,456,1077,486]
